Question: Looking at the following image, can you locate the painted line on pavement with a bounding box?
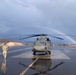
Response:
[0,47,32,55]
[20,58,38,75]
[8,48,32,53]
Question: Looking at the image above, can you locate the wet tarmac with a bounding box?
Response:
[0,46,76,75]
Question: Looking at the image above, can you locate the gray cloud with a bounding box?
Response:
[27,0,76,33]
[0,0,76,37]
[0,0,46,28]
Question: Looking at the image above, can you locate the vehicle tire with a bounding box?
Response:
[49,51,51,54]
[33,51,36,55]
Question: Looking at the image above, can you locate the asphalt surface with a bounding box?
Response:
[0,46,76,75]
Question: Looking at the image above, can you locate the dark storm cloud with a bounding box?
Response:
[0,0,76,36]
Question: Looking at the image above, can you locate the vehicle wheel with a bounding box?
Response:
[48,51,51,54]
[33,51,36,55]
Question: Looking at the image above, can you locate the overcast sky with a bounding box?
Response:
[0,0,76,40]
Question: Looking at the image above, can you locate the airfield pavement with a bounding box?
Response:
[0,46,76,75]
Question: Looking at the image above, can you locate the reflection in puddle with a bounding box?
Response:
[31,59,52,75]
[1,58,7,74]
[19,58,64,75]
